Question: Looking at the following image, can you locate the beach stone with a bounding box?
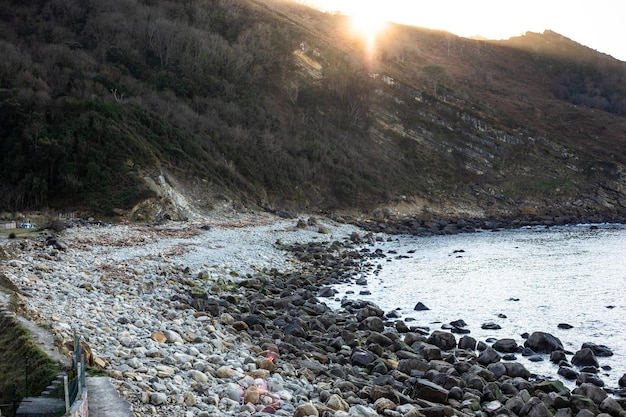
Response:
[232,321,248,331]
[369,385,400,403]
[492,338,518,353]
[582,342,613,357]
[150,392,168,406]
[570,394,599,415]
[243,386,260,404]
[188,370,208,383]
[458,335,477,350]
[356,304,385,319]
[412,379,449,404]
[619,373,626,387]
[398,358,429,375]
[366,332,393,347]
[524,331,563,353]
[373,397,396,413]
[417,342,441,360]
[543,392,570,410]
[284,319,307,338]
[573,383,607,404]
[535,380,567,394]
[318,287,335,297]
[487,362,506,379]
[599,396,623,415]
[360,316,384,332]
[414,302,430,311]
[550,350,567,363]
[348,404,378,417]
[351,348,377,367]
[519,396,551,417]
[294,402,319,417]
[572,348,599,368]
[216,366,238,379]
[256,357,275,372]
[163,329,184,344]
[327,394,349,411]
[395,320,410,333]
[477,347,501,365]
[577,373,604,387]
[427,330,456,351]
[182,391,196,406]
[155,365,175,378]
[152,331,167,343]
[481,322,502,330]
[220,313,235,325]
[483,400,504,414]
[504,362,531,378]
[558,366,579,380]
[505,396,525,415]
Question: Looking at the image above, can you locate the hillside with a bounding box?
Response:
[1,0,625,223]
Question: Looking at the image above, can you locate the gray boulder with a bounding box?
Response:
[524,331,563,353]
[571,348,599,368]
[493,338,518,353]
[412,379,449,404]
[427,330,456,351]
[478,346,501,365]
[458,335,477,350]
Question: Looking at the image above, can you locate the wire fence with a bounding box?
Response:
[65,334,87,411]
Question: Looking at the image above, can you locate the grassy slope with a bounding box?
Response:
[0,312,59,405]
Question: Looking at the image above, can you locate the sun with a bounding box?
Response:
[349,3,388,40]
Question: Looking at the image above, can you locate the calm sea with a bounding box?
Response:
[329,224,626,389]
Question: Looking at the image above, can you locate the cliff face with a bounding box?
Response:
[0,0,625,221]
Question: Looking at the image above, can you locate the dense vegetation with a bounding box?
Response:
[0,0,625,218]
[0,0,391,214]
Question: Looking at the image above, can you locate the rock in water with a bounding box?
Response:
[572,348,599,368]
[492,338,518,353]
[524,331,563,353]
[414,302,430,311]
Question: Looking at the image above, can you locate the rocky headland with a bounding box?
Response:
[1,213,625,417]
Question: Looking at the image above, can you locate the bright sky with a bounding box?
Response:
[300,0,626,62]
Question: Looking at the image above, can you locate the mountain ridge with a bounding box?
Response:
[0,0,625,223]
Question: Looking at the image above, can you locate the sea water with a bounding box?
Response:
[329,224,626,389]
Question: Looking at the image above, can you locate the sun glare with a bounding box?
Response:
[350,7,387,39]
[345,1,387,67]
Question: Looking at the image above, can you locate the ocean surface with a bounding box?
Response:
[328,223,626,389]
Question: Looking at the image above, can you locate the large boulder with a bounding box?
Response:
[573,383,607,405]
[477,347,501,365]
[581,342,613,357]
[524,331,563,353]
[412,379,449,404]
[458,335,477,350]
[492,338,518,353]
[571,348,599,368]
[519,397,552,417]
[504,362,531,379]
[427,330,457,351]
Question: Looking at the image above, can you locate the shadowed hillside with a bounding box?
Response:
[1,0,625,222]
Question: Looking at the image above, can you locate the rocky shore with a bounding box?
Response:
[1,214,625,417]
[346,211,626,237]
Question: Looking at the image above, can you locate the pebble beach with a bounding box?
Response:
[1,213,625,417]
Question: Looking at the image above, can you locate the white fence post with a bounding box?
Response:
[64,375,70,413]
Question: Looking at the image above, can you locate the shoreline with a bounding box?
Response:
[1,214,625,416]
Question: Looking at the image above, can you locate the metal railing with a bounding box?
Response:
[64,335,87,413]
